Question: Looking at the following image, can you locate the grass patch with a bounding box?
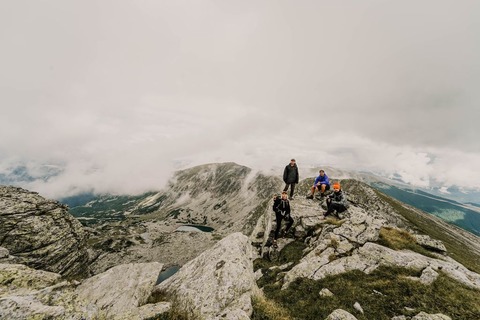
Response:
[378,227,437,258]
[251,295,292,320]
[374,191,480,274]
[262,266,480,320]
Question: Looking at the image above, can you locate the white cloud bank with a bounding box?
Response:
[1,1,479,198]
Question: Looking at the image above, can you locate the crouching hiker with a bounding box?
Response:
[273,192,294,245]
[323,182,349,218]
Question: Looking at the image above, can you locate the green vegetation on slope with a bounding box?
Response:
[378,227,437,258]
[254,264,480,320]
[374,191,480,274]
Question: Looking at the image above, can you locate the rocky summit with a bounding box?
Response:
[1,163,480,319]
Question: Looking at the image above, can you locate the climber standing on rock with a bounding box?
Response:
[273,191,294,244]
[283,159,299,200]
[306,169,330,199]
[323,182,349,218]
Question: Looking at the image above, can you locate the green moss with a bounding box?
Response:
[378,227,438,258]
[261,266,480,320]
[251,295,292,320]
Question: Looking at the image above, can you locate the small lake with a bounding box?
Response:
[175,224,214,233]
[155,266,180,285]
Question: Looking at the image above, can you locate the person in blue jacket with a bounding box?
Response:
[306,169,330,199]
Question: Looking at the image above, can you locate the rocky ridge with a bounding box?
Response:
[250,178,480,319]
[1,164,480,319]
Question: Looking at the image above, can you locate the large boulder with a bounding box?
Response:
[75,262,163,319]
[0,186,89,277]
[0,263,68,320]
[0,263,61,297]
[153,232,259,320]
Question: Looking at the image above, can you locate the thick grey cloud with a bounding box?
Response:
[1,1,479,197]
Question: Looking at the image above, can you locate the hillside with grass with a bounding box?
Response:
[250,179,480,320]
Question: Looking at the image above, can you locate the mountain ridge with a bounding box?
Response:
[1,162,480,319]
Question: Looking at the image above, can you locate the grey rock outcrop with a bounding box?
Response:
[75,262,163,319]
[325,308,358,320]
[406,266,439,285]
[0,247,8,259]
[319,288,334,297]
[414,235,447,253]
[412,311,452,320]
[0,186,89,277]
[284,242,480,289]
[153,232,259,320]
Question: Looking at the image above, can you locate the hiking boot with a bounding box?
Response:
[306,195,313,199]
[272,240,278,248]
[290,196,295,200]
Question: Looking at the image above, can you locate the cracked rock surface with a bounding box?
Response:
[0,186,89,277]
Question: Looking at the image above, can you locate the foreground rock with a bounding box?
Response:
[0,263,68,320]
[0,263,61,296]
[1,261,168,320]
[284,242,480,290]
[153,232,259,319]
[75,262,163,319]
[0,186,90,277]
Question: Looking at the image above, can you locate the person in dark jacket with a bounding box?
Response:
[283,159,299,199]
[273,192,294,243]
[324,182,348,218]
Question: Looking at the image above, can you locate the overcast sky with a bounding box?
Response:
[1,1,479,198]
